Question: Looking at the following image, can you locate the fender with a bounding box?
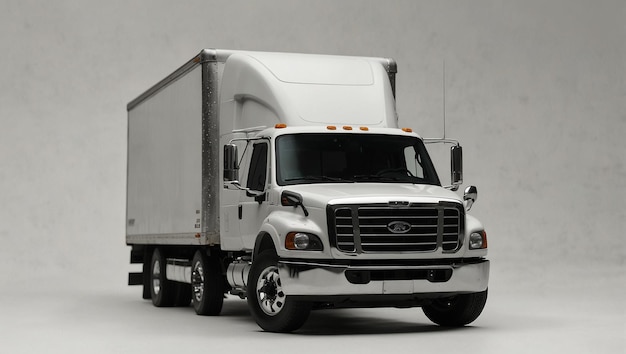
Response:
[464,214,488,258]
[252,229,278,261]
[253,209,328,260]
[465,214,484,234]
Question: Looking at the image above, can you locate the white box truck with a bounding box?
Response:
[126,49,489,332]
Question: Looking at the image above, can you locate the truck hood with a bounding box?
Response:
[280,183,462,209]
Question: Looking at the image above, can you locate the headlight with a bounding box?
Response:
[469,231,488,249]
[285,232,323,251]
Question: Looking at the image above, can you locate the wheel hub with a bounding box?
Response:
[256,266,285,316]
[191,263,205,302]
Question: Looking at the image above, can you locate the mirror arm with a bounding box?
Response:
[281,191,309,217]
[463,185,478,211]
[224,180,245,191]
[298,203,309,217]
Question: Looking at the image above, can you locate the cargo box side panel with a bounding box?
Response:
[126,66,204,245]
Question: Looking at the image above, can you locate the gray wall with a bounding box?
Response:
[0,0,624,282]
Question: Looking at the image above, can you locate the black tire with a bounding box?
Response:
[191,250,224,315]
[150,248,176,307]
[247,250,311,332]
[422,289,488,327]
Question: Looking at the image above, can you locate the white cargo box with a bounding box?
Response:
[126,49,397,246]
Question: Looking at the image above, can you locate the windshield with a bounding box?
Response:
[276,133,441,186]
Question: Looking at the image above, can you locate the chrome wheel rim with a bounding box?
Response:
[191,261,205,302]
[152,259,161,295]
[256,266,285,316]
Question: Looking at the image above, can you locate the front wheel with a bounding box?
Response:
[422,289,488,327]
[247,250,311,332]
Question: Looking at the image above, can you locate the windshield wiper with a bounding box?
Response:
[352,174,401,182]
[284,176,352,183]
[351,174,432,184]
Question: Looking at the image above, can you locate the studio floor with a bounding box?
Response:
[2,262,622,354]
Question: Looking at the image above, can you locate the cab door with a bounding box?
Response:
[238,141,270,250]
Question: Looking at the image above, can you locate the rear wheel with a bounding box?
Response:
[422,289,488,326]
[191,250,224,315]
[247,250,311,332]
[150,248,176,307]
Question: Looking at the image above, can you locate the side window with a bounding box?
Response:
[246,142,268,192]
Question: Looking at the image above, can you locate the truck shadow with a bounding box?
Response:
[182,298,479,335]
[296,309,477,335]
[220,298,253,317]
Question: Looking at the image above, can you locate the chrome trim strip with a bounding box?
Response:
[278,260,490,296]
[127,49,217,111]
[201,57,220,244]
[280,260,455,271]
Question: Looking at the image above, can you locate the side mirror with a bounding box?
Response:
[281,190,309,216]
[450,145,463,191]
[464,185,477,211]
[224,144,239,182]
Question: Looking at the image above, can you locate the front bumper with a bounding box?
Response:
[278,259,489,296]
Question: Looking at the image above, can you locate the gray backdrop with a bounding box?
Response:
[1,1,624,352]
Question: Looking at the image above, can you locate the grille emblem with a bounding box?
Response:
[387,221,411,234]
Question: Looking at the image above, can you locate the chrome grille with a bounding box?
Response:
[330,203,463,253]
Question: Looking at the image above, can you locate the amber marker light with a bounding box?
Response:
[343,126,353,130]
[275,123,287,129]
[285,232,298,250]
[359,126,369,131]
[402,127,413,133]
[327,125,337,130]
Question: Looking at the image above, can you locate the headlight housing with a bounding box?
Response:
[285,232,323,251]
[469,231,488,250]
